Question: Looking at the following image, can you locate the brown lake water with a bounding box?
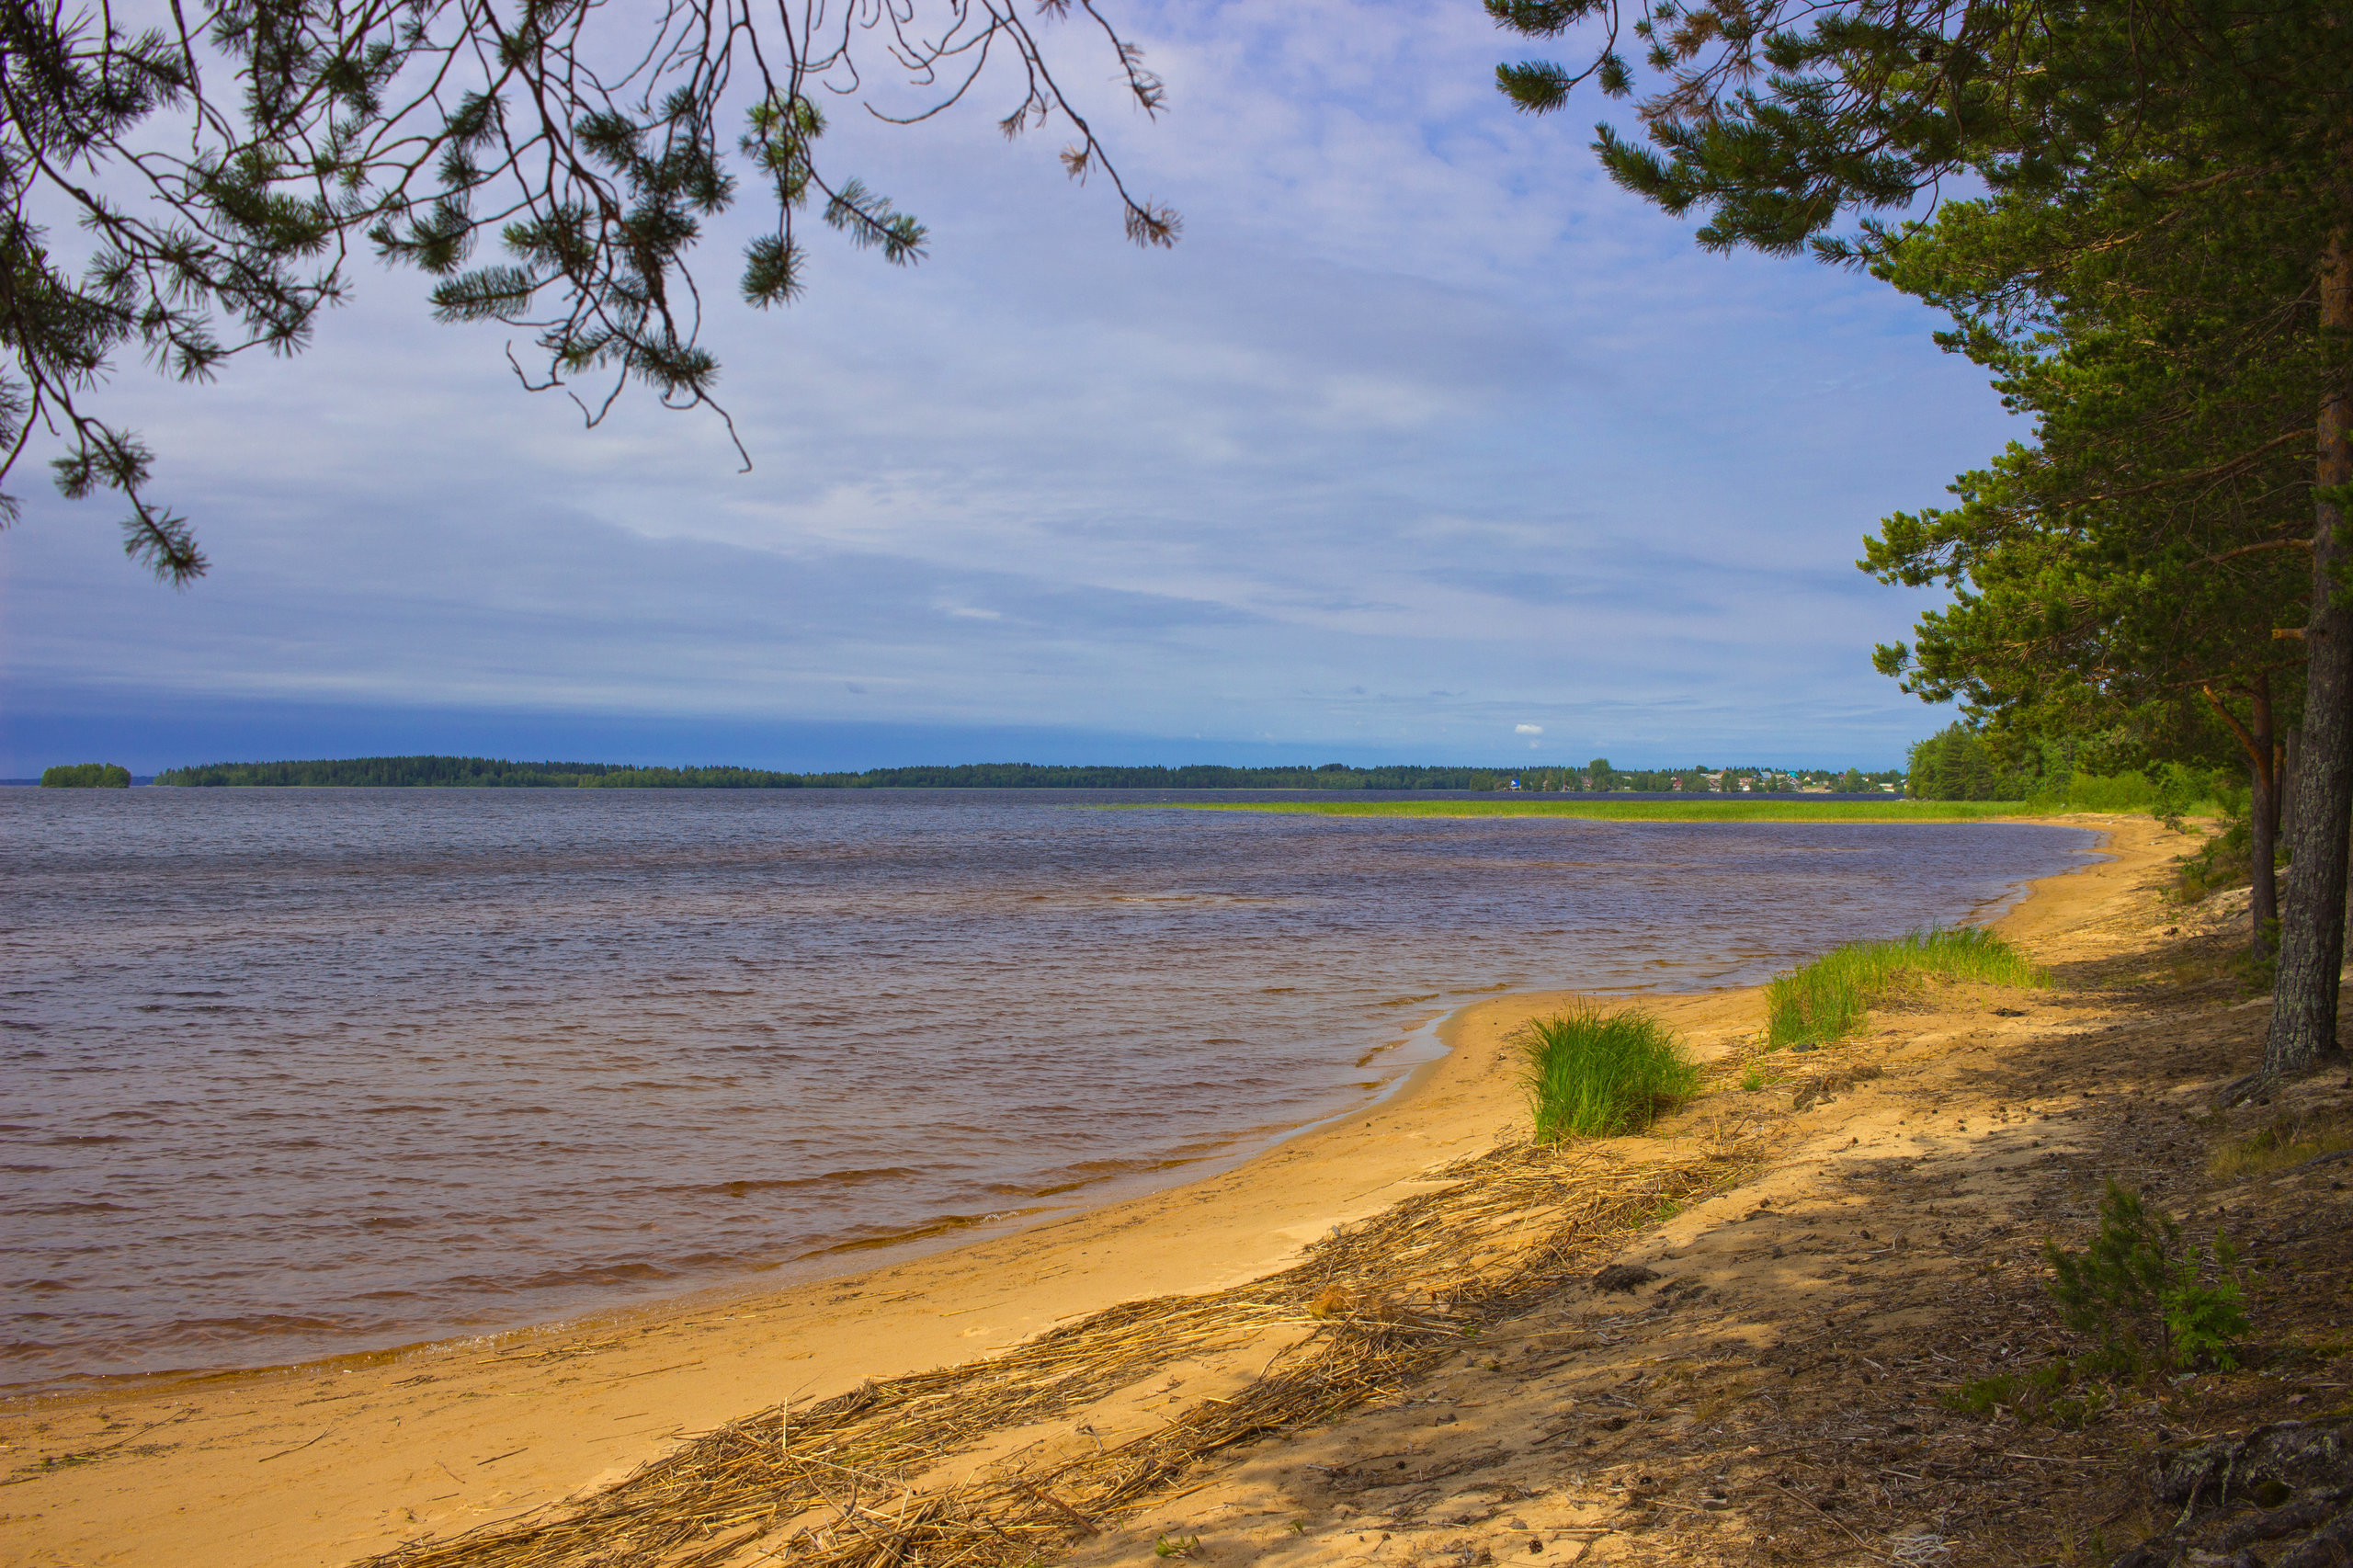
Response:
[0,789,2095,1385]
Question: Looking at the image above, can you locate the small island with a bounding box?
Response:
[40,763,132,789]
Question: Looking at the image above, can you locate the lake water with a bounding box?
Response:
[0,790,2094,1385]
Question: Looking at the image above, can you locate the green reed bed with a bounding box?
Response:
[1142,800,2038,822]
[1521,1006,1700,1141]
[1766,926,2046,1050]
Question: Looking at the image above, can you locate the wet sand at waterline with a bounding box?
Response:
[0,812,2161,1568]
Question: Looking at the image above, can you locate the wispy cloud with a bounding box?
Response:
[0,0,2007,774]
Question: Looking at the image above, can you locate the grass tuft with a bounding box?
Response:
[1521,1006,1700,1141]
[2209,1112,2353,1181]
[1766,926,2045,1051]
[1936,1364,2100,1427]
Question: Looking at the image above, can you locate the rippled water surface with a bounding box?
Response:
[0,789,2094,1383]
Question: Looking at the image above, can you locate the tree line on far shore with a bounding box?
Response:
[145,756,1903,792]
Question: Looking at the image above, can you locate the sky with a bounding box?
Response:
[0,0,2018,777]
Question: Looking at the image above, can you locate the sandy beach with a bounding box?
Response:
[0,814,2210,1568]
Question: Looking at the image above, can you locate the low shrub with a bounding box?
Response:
[1766,926,2045,1050]
[2170,776,2265,906]
[2023,765,2229,820]
[2063,770,2164,812]
[1940,1184,2251,1426]
[1520,1007,1699,1141]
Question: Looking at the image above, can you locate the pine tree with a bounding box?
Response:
[0,0,1176,577]
[1488,0,2350,1077]
[1858,169,2313,955]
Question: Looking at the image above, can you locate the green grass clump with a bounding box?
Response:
[1937,1369,2025,1419]
[2208,1111,2353,1181]
[1936,1364,2103,1427]
[1766,926,2045,1050]
[1521,1007,1700,1141]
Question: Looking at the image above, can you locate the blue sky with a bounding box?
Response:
[0,0,2012,777]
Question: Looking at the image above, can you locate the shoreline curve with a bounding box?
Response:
[0,812,2146,1568]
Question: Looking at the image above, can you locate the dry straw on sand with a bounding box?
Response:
[369,1129,1760,1568]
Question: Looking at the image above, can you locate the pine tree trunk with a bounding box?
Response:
[2262,233,2353,1079]
[2285,727,2301,837]
[2208,682,2283,958]
[2251,679,2280,957]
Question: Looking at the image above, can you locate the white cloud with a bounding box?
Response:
[1515,723,1544,735]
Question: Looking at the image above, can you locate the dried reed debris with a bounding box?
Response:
[368,1136,1754,1568]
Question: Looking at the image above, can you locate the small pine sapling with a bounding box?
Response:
[2043,1180,2249,1374]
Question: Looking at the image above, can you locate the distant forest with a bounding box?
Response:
[148,756,1904,792]
[152,756,1515,790]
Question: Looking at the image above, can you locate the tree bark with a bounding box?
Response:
[2253,679,2280,956]
[2263,232,2353,1080]
[2286,726,2302,838]
[2207,682,2282,957]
